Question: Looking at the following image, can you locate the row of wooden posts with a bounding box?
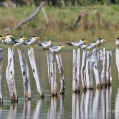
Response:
[0,46,118,102]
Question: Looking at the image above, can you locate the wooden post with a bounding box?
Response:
[56,54,65,95]
[28,48,44,98]
[72,49,77,92]
[93,49,101,88]
[6,47,18,102]
[0,48,4,102]
[115,49,119,78]
[101,48,107,85]
[85,52,92,89]
[106,51,112,85]
[49,52,57,96]
[17,49,31,99]
[81,50,87,90]
[46,51,50,82]
[76,48,80,92]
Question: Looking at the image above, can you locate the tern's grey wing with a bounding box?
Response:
[25,39,31,44]
[50,46,58,49]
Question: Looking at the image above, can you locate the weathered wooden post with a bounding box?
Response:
[46,51,50,82]
[101,48,107,85]
[106,51,112,85]
[81,50,87,90]
[85,51,94,89]
[115,49,119,78]
[56,54,65,94]
[93,49,102,88]
[0,48,4,102]
[72,48,80,92]
[17,49,31,99]
[48,52,57,96]
[6,47,18,102]
[28,48,44,98]
[72,49,77,92]
[76,48,80,92]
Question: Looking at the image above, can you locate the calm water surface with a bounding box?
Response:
[0,49,119,119]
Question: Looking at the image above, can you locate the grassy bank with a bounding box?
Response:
[0,5,119,49]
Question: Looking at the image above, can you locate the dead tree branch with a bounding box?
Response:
[15,2,46,29]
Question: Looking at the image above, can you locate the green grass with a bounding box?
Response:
[0,5,119,49]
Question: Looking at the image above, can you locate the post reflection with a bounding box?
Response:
[115,87,119,119]
[101,87,112,119]
[93,89,101,119]
[72,87,112,119]
[57,95,65,119]
[33,99,44,119]
[47,97,57,119]
[72,93,80,119]
[7,103,17,119]
[22,101,31,119]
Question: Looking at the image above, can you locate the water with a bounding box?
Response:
[0,49,119,119]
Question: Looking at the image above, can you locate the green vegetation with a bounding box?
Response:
[0,4,119,49]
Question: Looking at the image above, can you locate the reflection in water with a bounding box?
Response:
[115,88,119,119]
[80,90,93,119]
[72,93,80,119]
[7,103,17,119]
[101,87,112,119]
[57,95,65,119]
[0,86,113,119]
[47,97,57,119]
[22,101,31,119]
[33,99,44,119]
[72,87,112,119]
[93,89,101,119]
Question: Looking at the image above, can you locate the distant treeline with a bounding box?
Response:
[1,0,119,6]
